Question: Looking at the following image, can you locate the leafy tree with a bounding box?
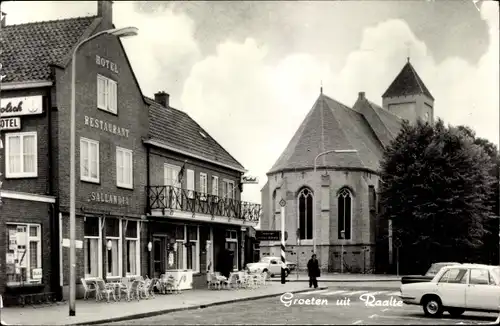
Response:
[457,125,500,264]
[380,119,496,274]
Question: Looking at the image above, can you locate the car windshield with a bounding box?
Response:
[426,263,454,276]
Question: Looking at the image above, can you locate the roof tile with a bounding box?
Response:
[0,16,96,83]
[146,97,245,172]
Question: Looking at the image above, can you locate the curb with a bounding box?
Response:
[271,279,401,283]
[69,286,328,326]
[328,285,401,291]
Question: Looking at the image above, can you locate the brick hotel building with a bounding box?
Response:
[0,0,260,303]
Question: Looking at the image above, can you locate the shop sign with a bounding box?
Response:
[84,115,130,138]
[0,95,43,117]
[96,55,119,74]
[89,192,130,205]
[0,117,21,130]
[32,268,43,279]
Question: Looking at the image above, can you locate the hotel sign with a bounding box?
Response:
[0,95,43,117]
[89,192,130,206]
[0,117,21,131]
[96,55,119,74]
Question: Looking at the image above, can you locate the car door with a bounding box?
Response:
[466,268,500,311]
[435,268,467,308]
[269,259,280,275]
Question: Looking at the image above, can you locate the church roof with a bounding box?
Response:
[382,60,434,101]
[268,94,384,174]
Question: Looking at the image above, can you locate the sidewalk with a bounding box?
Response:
[273,272,402,282]
[1,283,325,326]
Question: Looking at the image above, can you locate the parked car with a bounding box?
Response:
[400,263,500,317]
[246,256,296,277]
[401,262,460,284]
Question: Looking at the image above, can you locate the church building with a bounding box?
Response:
[260,59,434,273]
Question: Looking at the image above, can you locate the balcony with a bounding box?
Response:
[146,185,261,224]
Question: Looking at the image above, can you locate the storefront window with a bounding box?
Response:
[6,223,42,285]
[225,230,238,271]
[125,221,139,276]
[186,226,199,272]
[84,216,100,278]
[106,218,121,277]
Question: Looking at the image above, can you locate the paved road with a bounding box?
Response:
[108,288,498,325]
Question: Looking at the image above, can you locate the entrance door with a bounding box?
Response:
[153,237,165,278]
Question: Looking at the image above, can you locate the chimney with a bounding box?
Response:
[97,1,113,29]
[154,91,170,108]
[358,92,365,100]
[1,12,6,27]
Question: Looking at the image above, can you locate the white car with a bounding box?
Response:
[400,263,500,317]
[246,256,295,277]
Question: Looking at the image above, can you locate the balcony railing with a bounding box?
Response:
[146,185,261,223]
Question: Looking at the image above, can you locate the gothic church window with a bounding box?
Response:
[298,187,314,240]
[338,188,352,240]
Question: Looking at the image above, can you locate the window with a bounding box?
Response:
[164,164,181,209]
[97,74,117,114]
[175,225,185,270]
[84,216,101,278]
[338,188,352,240]
[187,169,195,199]
[5,223,42,285]
[105,218,122,278]
[116,147,133,189]
[80,138,100,183]
[125,220,140,276]
[225,230,238,271]
[186,226,199,272]
[199,173,208,201]
[470,269,490,285]
[222,179,235,199]
[298,188,313,240]
[5,132,37,178]
[437,268,468,284]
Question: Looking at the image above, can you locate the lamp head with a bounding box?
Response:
[147,241,152,252]
[106,240,112,250]
[108,26,138,38]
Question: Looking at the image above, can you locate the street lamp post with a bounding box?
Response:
[69,26,138,317]
[313,149,357,254]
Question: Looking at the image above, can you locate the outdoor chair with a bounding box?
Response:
[139,279,154,299]
[95,279,117,303]
[222,273,241,289]
[120,279,141,302]
[81,278,96,300]
[164,275,181,294]
[207,273,222,290]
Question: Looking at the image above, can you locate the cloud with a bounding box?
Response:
[181,2,498,204]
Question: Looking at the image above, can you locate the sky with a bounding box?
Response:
[1,0,498,206]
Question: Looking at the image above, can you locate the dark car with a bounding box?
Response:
[401,262,460,284]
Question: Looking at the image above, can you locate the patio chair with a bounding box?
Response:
[222,273,241,289]
[139,279,154,299]
[120,279,141,302]
[81,278,96,300]
[207,273,222,290]
[157,274,167,294]
[95,279,117,303]
[164,275,181,294]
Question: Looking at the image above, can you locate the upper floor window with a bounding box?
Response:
[116,147,133,189]
[298,187,313,240]
[338,188,352,240]
[199,173,207,201]
[211,176,219,197]
[5,132,37,178]
[186,169,195,199]
[222,179,235,199]
[164,164,181,188]
[80,137,100,183]
[97,74,117,114]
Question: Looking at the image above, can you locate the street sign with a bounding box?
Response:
[255,230,280,241]
[394,238,402,248]
[279,198,286,207]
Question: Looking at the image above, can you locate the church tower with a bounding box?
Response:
[382,58,434,124]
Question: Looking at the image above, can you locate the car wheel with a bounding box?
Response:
[422,296,444,317]
[448,308,465,317]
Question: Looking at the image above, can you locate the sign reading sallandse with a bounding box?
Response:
[0,117,21,130]
[84,115,130,138]
[0,95,43,117]
[96,55,119,74]
[89,192,130,205]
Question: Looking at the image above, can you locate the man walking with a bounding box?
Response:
[307,254,320,288]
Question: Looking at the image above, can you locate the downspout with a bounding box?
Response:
[47,90,61,300]
[146,145,151,276]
